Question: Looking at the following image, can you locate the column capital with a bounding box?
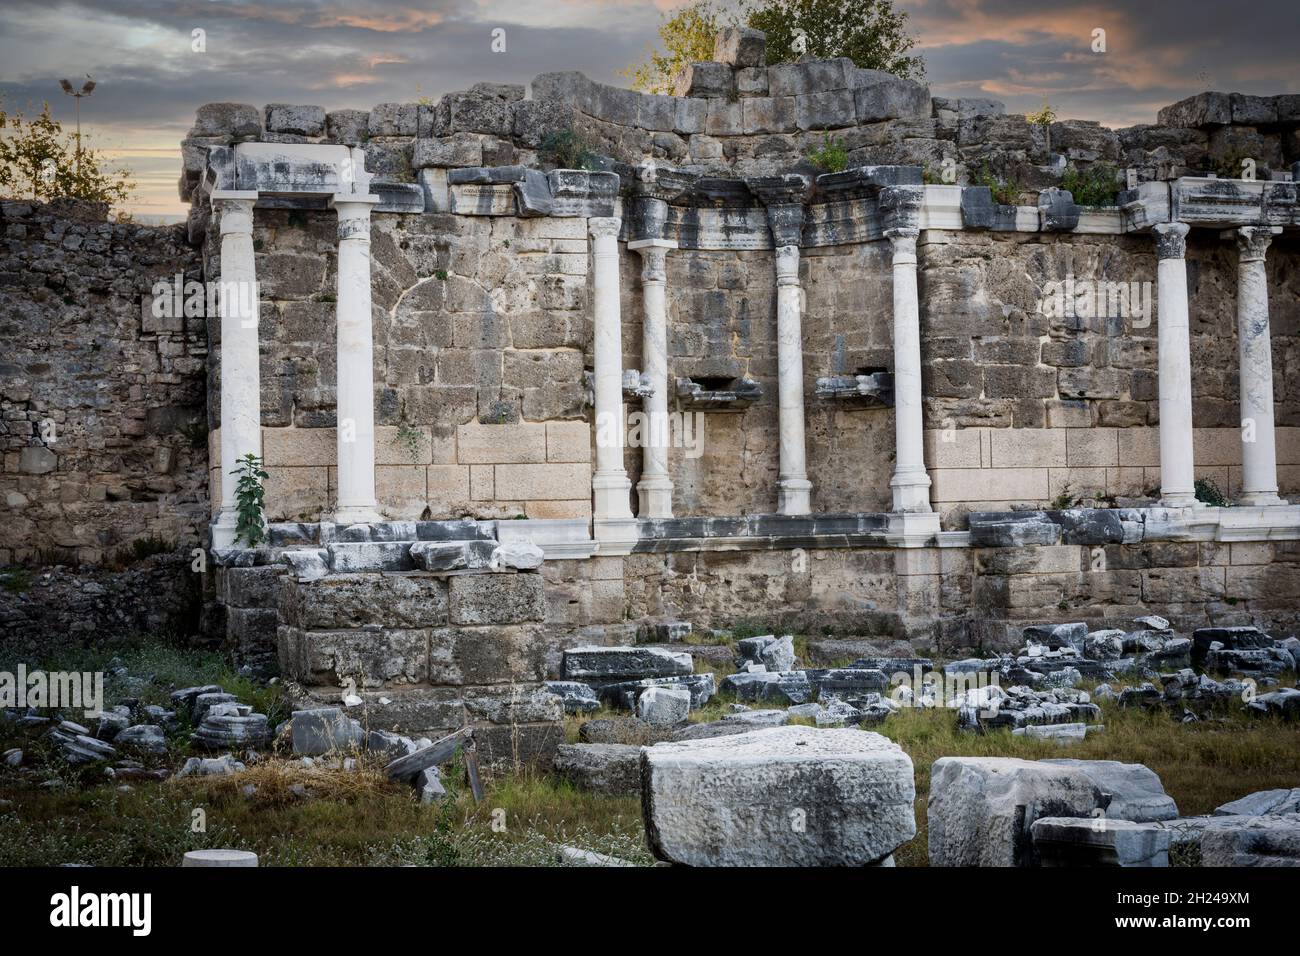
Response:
[588,216,621,240]
[885,228,919,261]
[1236,225,1280,262]
[212,190,258,234]
[330,193,380,240]
[630,241,672,282]
[775,243,800,283]
[1152,221,1190,259]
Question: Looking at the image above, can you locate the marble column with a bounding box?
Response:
[589,216,637,550]
[886,227,932,513]
[330,193,383,525]
[629,238,676,518]
[774,241,812,514]
[1235,225,1285,506]
[1153,222,1197,507]
[211,190,262,548]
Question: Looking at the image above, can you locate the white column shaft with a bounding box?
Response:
[213,192,261,546]
[775,244,811,515]
[887,229,932,512]
[1236,226,1283,505]
[633,242,674,518]
[589,217,635,535]
[332,196,382,524]
[1154,223,1197,506]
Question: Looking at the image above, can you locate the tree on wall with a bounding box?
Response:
[624,0,925,92]
[0,101,134,207]
[623,0,725,95]
[745,0,925,79]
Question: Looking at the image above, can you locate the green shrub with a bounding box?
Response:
[1061,162,1120,206]
[973,163,1021,205]
[1194,477,1229,507]
[231,453,269,547]
[806,132,848,173]
[539,128,599,171]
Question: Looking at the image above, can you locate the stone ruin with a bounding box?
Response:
[3,28,1300,770]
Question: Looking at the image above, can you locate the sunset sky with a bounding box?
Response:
[1,0,1294,221]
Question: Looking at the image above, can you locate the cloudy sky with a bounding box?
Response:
[1,0,1294,220]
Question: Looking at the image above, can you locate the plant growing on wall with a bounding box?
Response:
[393,420,426,463]
[231,453,269,547]
[806,131,848,172]
[1061,162,1120,206]
[974,163,1021,205]
[538,127,599,171]
[1026,98,1056,163]
[1194,477,1229,508]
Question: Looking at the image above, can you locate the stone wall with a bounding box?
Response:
[0,200,208,566]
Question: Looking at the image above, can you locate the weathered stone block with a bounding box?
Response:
[562,645,693,680]
[447,572,546,625]
[265,104,326,137]
[642,727,916,866]
[1032,817,1170,866]
[281,573,448,629]
[555,743,641,795]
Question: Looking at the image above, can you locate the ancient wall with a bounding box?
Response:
[0,200,208,566]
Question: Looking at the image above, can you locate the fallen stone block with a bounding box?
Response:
[556,845,638,867]
[1215,788,1300,817]
[806,668,889,697]
[177,754,246,777]
[720,670,813,704]
[1015,722,1088,743]
[114,724,168,757]
[544,681,601,714]
[1198,814,1300,866]
[408,539,496,571]
[668,709,789,741]
[595,673,715,710]
[760,635,796,672]
[1043,758,1178,822]
[492,539,544,571]
[562,646,693,680]
[1024,622,1087,650]
[636,685,692,726]
[384,727,473,783]
[1191,626,1273,667]
[51,732,117,765]
[554,743,641,795]
[1246,687,1300,719]
[191,713,271,750]
[418,767,449,804]
[928,756,1105,866]
[1032,817,1170,866]
[292,707,363,755]
[642,726,916,866]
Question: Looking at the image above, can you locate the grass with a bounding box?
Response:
[2,639,1296,867]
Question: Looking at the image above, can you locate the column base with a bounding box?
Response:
[1236,492,1287,507]
[1158,491,1200,508]
[592,471,635,522]
[636,475,674,519]
[593,516,640,555]
[211,510,238,550]
[777,478,812,516]
[890,470,932,513]
[334,505,384,527]
[884,511,941,548]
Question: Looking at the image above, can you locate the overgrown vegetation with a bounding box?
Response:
[973,163,1021,205]
[392,419,427,464]
[1061,162,1121,207]
[538,127,599,171]
[1194,476,1230,507]
[806,131,848,172]
[624,0,924,94]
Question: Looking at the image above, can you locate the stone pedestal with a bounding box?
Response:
[1153,223,1198,507]
[211,190,262,549]
[629,239,676,519]
[1234,226,1285,506]
[589,217,637,551]
[886,228,932,513]
[774,244,812,515]
[330,194,383,525]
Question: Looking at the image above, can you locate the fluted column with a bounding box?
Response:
[774,242,812,514]
[1153,222,1197,507]
[886,227,932,513]
[589,216,637,550]
[330,193,383,525]
[211,190,262,548]
[1235,225,1285,506]
[629,239,676,518]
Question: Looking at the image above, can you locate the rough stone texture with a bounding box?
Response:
[928,756,1105,866]
[1042,758,1178,821]
[562,645,693,680]
[1031,816,1170,866]
[1215,788,1300,817]
[554,742,641,795]
[642,726,915,866]
[447,572,546,625]
[1198,814,1300,866]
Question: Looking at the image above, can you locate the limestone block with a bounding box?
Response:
[409,539,496,571]
[463,684,562,724]
[554,743,641,795]
[636,685,692,725]
[289,627,430,687]
[713,27,766,68]
[494,462,591,500]
[192,102,262,138]
[642,726,916,866]
[265,104,326,137]
[368,102,418,136]
[428,623,551,685]
[674,62,734,99]
[291,707,363,754]
[1215,788,1300,817]
[928,756,1104,866]
[1042,759,1179,822]
[447,571,547,625]
[281,573,448,629]
[562,645,693,680]
[1198,814,1300,866]
[457,422,546,463]
[989,428,1067,468]
[326,109,369,145]
[543,420,591,463]
[1031,817,1170,866]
